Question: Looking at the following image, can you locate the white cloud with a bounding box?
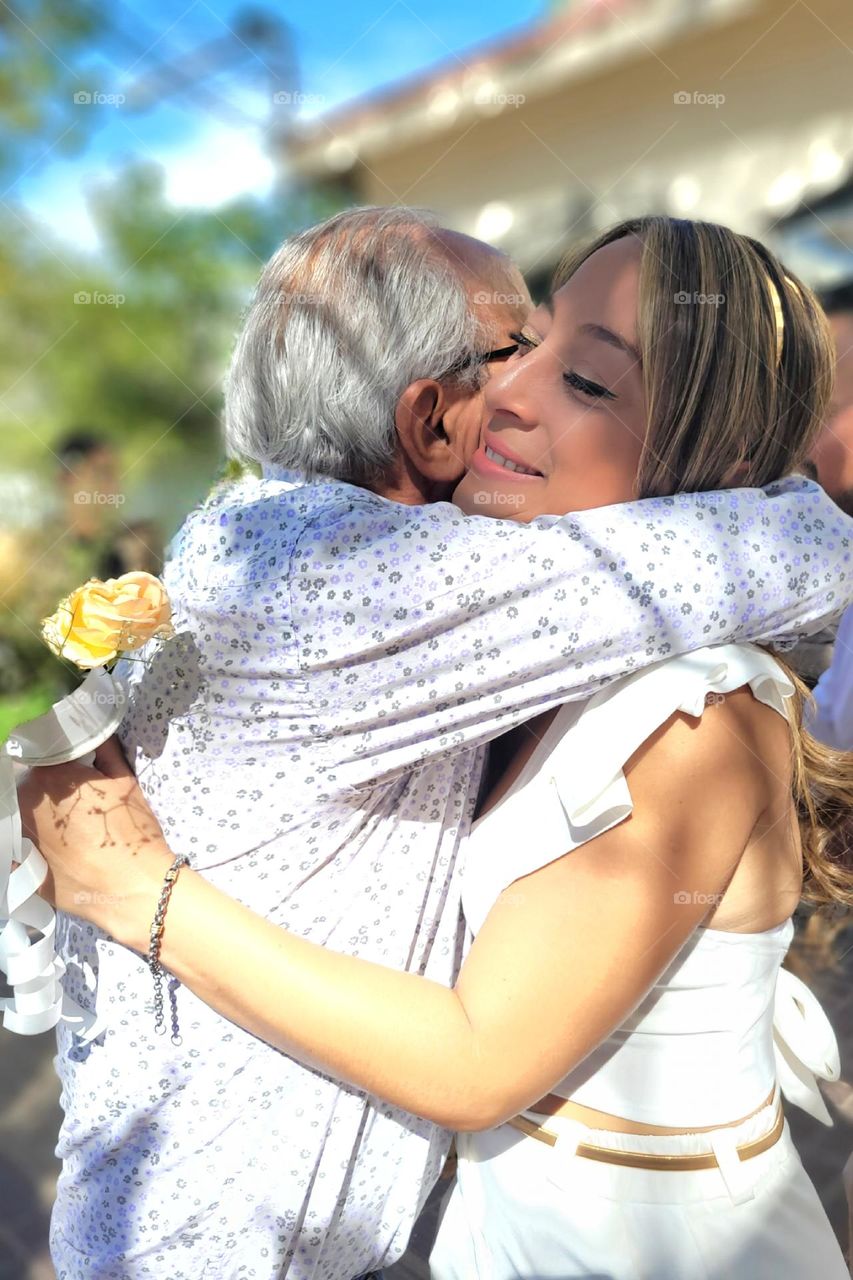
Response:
[19,117,276,253]
[160,121,275,207]
[22,166,105,254]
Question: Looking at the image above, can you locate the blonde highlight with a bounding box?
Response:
[773,656,853,909]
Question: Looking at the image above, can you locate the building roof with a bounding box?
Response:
[284,0,753,175]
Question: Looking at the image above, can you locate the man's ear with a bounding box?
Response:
[395,379,466,485]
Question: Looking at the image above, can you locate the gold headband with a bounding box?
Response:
[765,273,802,366]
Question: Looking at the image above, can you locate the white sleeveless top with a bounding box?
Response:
[461,645,840,1128]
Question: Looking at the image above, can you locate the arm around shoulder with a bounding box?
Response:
[138,693,773,1130]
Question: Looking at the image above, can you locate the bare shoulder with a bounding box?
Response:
[623,685,791,820]
[504,686,792,939]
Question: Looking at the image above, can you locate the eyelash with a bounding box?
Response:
[509,332,616,402]
[563,370,616,401]
[509,330,539,354]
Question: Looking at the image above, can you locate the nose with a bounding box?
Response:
[483,346,545,429]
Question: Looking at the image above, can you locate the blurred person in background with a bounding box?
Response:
[52,429,164,579]
[20,212,853,1280]
[55,429,123,568]
[810,283,853,748]
[0,429,164,701]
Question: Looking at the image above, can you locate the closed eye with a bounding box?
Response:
[508,329,541,357]
[563,370,616,401]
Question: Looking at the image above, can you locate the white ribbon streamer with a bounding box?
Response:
[773,965,841,1125]
[0,667,127,1036]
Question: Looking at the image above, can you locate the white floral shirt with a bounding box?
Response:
[51,473,850,1280]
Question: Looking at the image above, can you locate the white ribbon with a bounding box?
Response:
[773,965,841,1125]
[0,666,127,1036]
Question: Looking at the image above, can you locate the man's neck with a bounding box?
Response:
[372,476,429,506]
[368,456,453,506]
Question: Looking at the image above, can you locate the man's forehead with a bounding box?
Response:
[456,258,530,332]
[470,271,531,333]
[482,294,530,332]
[434,227,525,285]
[432,226,502,270]
[419,225,530,333]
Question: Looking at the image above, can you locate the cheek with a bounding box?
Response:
[453,395,488,460]
[541,410,644,511]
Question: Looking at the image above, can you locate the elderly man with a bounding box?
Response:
[40,207,850,1280]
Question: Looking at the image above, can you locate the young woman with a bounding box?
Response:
[24,217,852,1277]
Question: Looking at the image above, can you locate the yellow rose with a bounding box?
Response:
[41,571,173,669]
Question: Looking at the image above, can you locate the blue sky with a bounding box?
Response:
[19,0,547,249]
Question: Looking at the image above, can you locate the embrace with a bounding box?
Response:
[20,208,853,1280]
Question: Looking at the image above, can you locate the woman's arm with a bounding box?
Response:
[21,699,771,1131]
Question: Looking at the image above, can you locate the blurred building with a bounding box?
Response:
[283,0,853,294]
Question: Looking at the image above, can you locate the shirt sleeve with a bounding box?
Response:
[288,476,852,787]
[810,606,853,750]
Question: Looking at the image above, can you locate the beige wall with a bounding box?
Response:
[327,0,852,273]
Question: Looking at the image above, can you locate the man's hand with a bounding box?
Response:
[17,736,173,948]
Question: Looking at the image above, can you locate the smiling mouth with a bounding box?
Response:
[483,443,543,477]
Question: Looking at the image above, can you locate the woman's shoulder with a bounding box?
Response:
[461,645,793,937]
[550,644,792,820]
[620,681,788,811]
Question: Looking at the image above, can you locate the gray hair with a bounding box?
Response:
[224,206,486,484]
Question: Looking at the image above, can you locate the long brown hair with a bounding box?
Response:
[555,216,852,908]
[778,658,853,908]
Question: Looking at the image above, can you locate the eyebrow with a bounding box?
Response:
[579,322,642,365]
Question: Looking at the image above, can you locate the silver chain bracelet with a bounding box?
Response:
[147,853,190,1046]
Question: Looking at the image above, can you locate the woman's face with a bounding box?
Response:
[453,236,648,521]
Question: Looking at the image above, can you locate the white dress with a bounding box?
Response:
[430,644,847,1279]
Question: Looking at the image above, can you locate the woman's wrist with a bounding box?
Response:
[97,841,176,954]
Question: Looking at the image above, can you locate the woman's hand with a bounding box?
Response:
[16,736,173,951]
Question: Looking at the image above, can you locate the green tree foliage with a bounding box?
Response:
[0,0,106,180]
[0,162,344,704]
[0,162,341,471]
[0,3,348,712]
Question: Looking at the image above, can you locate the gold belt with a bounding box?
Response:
[505,1103,785,1172]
